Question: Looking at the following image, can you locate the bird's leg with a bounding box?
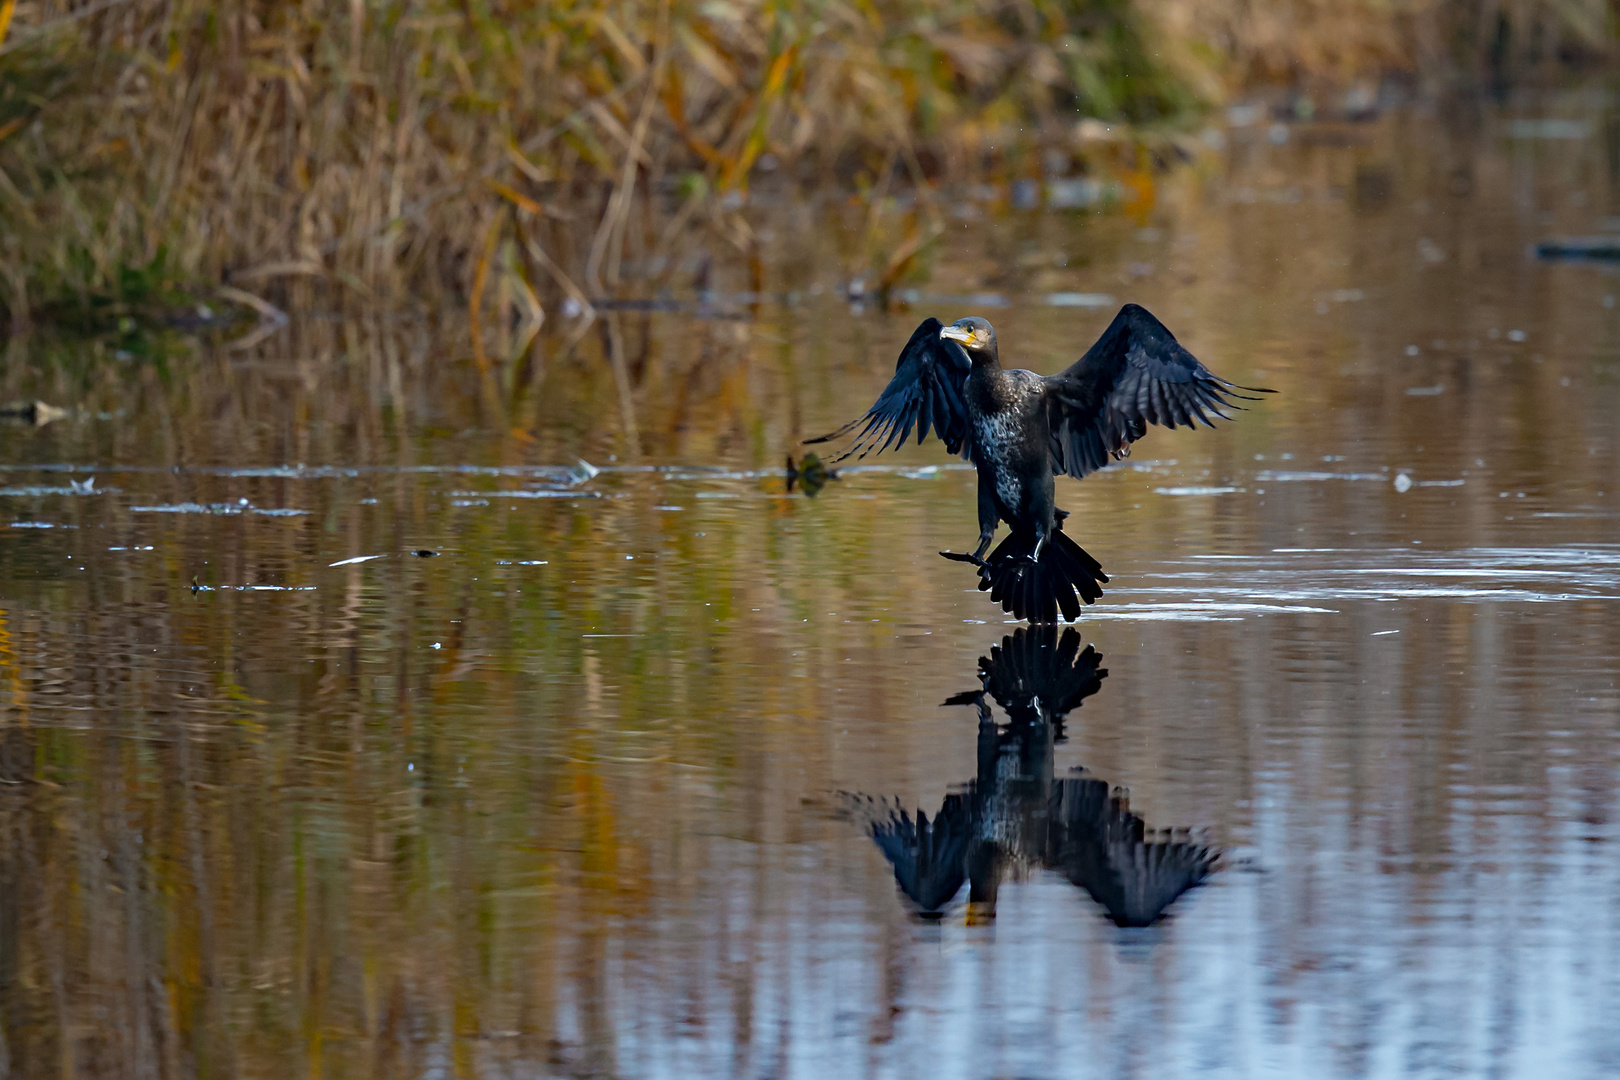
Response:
[940,479,999,567]
[939,525,995,567]
[1028,525,1048,564]
[1027,489,1058,563]
[971,526,995,562]
[974,481,999,560]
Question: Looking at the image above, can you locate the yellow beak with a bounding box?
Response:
[940,325,973,343]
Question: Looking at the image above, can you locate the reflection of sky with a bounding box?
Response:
[549,812,1617,1079]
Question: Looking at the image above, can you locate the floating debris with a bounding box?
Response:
[1534,237,1620,261]
[413,549,439,558]
[1394,473,1414,493]
[0,401,69,426]
[786,453,839,497]
[68,476,96,494]
[567,458,601,486]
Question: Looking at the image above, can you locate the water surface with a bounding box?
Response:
[2,90,1619,1078]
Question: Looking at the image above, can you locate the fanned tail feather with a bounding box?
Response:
[964,523,1107,623]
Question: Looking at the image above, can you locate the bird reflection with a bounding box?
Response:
[856,628,1216,927]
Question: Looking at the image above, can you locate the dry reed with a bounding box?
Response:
[0,0,1611,361]
[0,0,1193,345]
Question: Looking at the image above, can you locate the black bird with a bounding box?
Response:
[850,627,1217,927]
[808,305,1266,621]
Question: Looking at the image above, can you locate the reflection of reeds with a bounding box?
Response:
[1147,0,1615,88]
[0,0,1193,345]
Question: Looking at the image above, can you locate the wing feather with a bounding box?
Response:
[913,382,931,444]
[1042,304,1271,480]
[805,317,974,462]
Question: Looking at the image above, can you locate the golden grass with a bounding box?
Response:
[0,0,1194,345]
[0,0,1610,358]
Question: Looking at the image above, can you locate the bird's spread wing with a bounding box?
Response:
[805,317,973,461]
[1042,304,1268,480]
[1050,777,1216,927]
[867,796,971,914]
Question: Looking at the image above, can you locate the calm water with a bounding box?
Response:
[2,90,1620,1079]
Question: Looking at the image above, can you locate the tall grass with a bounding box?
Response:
[0,0,1611,356]
[0,0,1195,348]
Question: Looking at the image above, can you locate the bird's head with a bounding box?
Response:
[940,317,998,363]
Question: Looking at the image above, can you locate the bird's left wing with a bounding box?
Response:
[1042,304,1268,480]
[805,317,974,461]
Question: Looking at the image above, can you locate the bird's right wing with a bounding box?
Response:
[805,317,974,461]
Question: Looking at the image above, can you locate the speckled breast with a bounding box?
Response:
[974,412,1026,511]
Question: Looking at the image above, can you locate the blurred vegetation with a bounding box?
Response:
[0,0,1197,343]
[0,0,1613,355]
[1150,0,1617,88]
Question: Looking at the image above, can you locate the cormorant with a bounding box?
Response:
[808,305,1266,622]
[849,627,1217,927]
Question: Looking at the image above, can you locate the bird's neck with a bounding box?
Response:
[971,348,1001,369]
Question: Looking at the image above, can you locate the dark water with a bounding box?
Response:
[3,91,1620,1078]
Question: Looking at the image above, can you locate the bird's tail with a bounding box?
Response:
[964,523,1107,623]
